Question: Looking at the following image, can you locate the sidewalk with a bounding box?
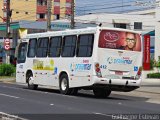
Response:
[0,77,16,83]
[137,78,160,94]
[138,71,160,94]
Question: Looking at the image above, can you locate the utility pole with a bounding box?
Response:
[47,0,52,31]
[71,0,75,29]
[6,0,10,39]
[6,0,11,64]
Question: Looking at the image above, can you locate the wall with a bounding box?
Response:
[74,13,155,33]
[0,2,3,22]
[0,0,37,22]
[154,0,160,61]
[11,0,37,21]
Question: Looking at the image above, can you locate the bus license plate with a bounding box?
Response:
[115,71,123,75]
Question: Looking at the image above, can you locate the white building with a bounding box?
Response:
[74,13,155,34]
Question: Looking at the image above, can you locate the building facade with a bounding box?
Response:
[37,0,72,21]
[0,2,3,22]
[0,0,72,22]
[0,0,37,22]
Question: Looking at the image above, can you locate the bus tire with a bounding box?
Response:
[93,88,111,98]
[27,72,38,90]
[59,74,72,95]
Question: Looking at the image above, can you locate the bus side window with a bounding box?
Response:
[61,35,77,57]
[49,36,62,57]
[77,34,94,57]
[36,37,49,57]
[27,38,37,58]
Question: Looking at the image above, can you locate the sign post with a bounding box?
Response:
[4,38,10,64]
[4,38,10,50]
[143,35,150,70]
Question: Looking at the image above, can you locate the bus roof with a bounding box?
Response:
[23,27,141,39]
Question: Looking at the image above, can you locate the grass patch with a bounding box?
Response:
[0,64,16,76]
[147,73,160,78]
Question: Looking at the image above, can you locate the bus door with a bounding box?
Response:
[70,34,94,87]
[16,42,27,83]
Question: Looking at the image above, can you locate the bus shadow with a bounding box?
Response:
[76,91,149,102]
[23,87,149,102]
[23,87,60,94]
[76,92,129,100]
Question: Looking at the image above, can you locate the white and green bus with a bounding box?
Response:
[16,27,142,98]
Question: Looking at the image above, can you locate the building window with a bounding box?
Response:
[54,2,60,6]
[65,14,70,18]
[66,2,71,7]
[114,23,127,29]
[77,34,94,57]
[49,37,62,57]
[54,14,60,20]
[27,38,37,57]
[25,12,29,14]
[61,35,77,57]
[3,12,6,17]
[40,14,45,19]
[37,13,46,19]
[134,22,142,30]
[37,0,47,6]
[36,37,49,57]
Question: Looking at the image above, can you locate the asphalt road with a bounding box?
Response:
[0,82,160,120]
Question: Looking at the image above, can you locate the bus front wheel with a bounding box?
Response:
[27,72,38,90]
[59,74,72,95]
[93,88,111,98]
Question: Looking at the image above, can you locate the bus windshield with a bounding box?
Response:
[98,30,141,51]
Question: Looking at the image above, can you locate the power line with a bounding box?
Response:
[76,0,121,6]
[76,0,135,9]
[77,4,132,12]
[78,6,154,15]
[75,0,155,15]
[74,18,155,28]
[76,0,153,7]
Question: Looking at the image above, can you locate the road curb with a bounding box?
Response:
[0,79,16,83]
[0,112,26,120]
[135,90,160,94]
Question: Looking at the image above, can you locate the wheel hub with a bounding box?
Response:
[61,78,67,91]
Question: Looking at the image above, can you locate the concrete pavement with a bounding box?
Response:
[137,78,160,94]
[140,70,160,94]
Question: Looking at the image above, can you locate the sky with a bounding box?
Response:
[75,0,156,16]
